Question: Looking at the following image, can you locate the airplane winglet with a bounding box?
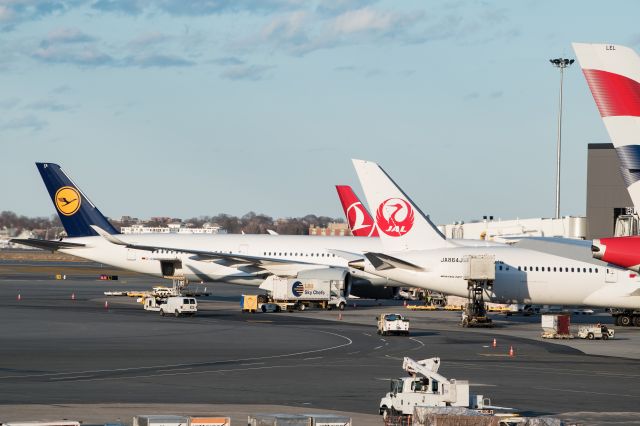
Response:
[90,225,128,245]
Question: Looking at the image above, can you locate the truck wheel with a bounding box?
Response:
[298,303,306,311]
[339,302,345,311]
[327,305,332,311]
[620,315,632,327]
[174,310,180,317]
[587,332,594,340]
[261,305,267,313]
[160,309,165,317]
[615,315,622,326]
[381,407,390,420]
[602,333,609,340]
[633,316,640,327]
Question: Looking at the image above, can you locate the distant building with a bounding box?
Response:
[121,223,226,234]
[309,222,352,236]
[438,216,587,241]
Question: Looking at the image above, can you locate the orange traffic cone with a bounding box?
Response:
[71,293,76,301]
[104,300,109,309]
[509,345,515,357]
[17,293,21,301]
[492,338,497,348]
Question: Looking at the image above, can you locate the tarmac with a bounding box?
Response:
[1,263,640,425]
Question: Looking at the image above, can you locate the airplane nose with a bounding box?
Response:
[591,239,605,260]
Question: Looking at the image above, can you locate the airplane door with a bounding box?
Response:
[605,268,618,283]
[127,249,137,261]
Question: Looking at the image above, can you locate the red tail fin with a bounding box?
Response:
[335,185,379,237]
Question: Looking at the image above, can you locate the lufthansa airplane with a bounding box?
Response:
[13,163,403,298]
[349,159,640,310]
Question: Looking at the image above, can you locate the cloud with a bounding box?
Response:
[128,31,171,48]
[0,0,70,31]
[212,56,245,66]
[0,97,20,109]
[330,7,418,36]
[50,84,72,94]
[489,90,503,99]
[220,64,273,81]
[91,0,297,16]
[123,53,194,68]
[32,46,114,66]
[334,65,355,72]
[40,28,96,47]
[26,99,74,112]
[316,0,378,16]
[1,115,47,131]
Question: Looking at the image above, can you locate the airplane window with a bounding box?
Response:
[518,266,521,271]
[530,266,533,271]
[595,268,598,273]
[535,267,539,272]
[571,267,574,272]
[553,267,556,272]
[523,266,527,271]
[499,266,503,270]
[506,267,509,271]
[589,268,592,273]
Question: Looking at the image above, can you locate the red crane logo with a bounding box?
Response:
[376,198,414,237]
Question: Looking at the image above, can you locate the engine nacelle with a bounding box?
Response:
[297,268,351,297]
[160,260,182,277]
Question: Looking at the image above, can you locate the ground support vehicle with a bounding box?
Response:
[377,313,410,336]
[460,255,495,328]
[241,294,279,313]
[610,308,640,327]
[578,324,614,340]
[379,357,493,421]
[259,276,347,312]
[541,314,573,339]
[143,296,197,317]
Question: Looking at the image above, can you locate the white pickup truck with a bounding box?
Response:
[377,313,410,336]
[144,296,197,317]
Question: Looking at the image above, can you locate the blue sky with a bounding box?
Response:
[2,0,639,224]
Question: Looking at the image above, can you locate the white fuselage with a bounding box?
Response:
[362,246,640,309]
[59,233,400,285]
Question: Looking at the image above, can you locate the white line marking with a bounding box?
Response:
[304,356,323,360]
[0,329,352,381]
[374,345,383,350]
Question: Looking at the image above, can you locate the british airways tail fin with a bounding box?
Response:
[335,185,379,237]
[36,162,119,237]
[352,159,453,251]
[573,42,640,208]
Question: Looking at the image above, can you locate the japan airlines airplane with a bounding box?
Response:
[13,163,401,298]
[574,42,640,271]
[349,159,640,309]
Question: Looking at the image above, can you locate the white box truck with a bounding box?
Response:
[259,276,346,312]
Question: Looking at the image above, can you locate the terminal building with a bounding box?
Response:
[120,223,226,235]
[586,143,634,239]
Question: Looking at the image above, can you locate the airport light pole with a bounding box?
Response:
[549,57,574,219]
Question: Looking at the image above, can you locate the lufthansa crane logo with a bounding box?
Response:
[376,198,414,237]
[55,186,81,216]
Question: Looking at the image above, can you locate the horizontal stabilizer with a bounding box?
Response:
[10,238,86,251]
[364,252,423,272]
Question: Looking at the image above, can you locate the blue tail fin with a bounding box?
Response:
[36,162,119,237]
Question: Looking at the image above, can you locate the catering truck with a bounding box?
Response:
[259,275,347,312]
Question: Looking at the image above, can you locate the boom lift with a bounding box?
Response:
[379,357,492,420]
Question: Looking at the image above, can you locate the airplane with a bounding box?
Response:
[13,163,402,299]
[573,42,640,271]
[347,158,640,310]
